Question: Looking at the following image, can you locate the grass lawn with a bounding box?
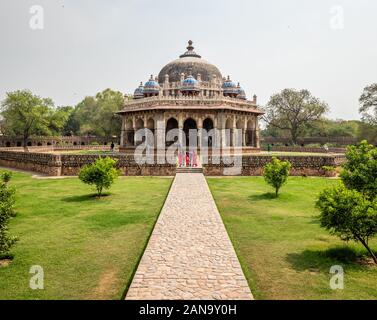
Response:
[0,170,172,300]
[207,177,377,300]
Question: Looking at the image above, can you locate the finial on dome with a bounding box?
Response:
[180,40,201,58]
[187,40,194,51]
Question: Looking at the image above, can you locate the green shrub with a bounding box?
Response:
[79,157,120,197]
[1,171,12,184]
[316,184,377,264]
[316,141,377,264]
[322,165,336,172]
[263,157,291,197]
[0,171,17,257]
[340,140,377,200]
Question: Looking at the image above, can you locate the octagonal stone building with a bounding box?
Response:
[118,41,264,153]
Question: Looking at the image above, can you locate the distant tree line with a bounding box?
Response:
[262,84,377,145]
[1,84,376,146]
[0,89,128,146]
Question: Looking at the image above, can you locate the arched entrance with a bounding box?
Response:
[166,118,178,147]
[225,118,233,147]
[246,119,254,147]
[183,118,197,147]
[125,119,134,146]
[203,118,214,147]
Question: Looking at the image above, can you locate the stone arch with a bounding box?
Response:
[236,119,244,130]
[203,118,214,147]
[135,118,144,130]
[166,117,179,146]
[6,141,11,148]
[246,118,255,147]
[147,118,155,130]
[183,118,198,147]
[225,118,233,147]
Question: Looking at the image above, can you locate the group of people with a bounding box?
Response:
[177,150,198,167]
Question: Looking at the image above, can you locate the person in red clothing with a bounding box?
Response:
[186,152,190,167]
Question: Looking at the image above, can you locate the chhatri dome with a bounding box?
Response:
[158,40,222,83]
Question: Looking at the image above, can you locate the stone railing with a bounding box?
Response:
[120,96,262,113]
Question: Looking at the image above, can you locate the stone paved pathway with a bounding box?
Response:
[126,173,253,300]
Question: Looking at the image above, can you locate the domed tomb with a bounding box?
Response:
[158,41,222,83]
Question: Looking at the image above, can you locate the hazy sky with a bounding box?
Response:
[1,0,376,120]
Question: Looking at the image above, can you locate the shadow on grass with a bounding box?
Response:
[286,246,376,271]
[248,193,277,201]
[62,193,112,202]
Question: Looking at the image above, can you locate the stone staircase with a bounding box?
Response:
[176,167,203,174]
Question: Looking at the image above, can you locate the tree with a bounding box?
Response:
[316,185,377,264]
[263,157,291,197]
[1,90,55,146]
[74,89,124,137]
[340,140,377,200]
[79,157,120,197]
[0,171,17,257]
[263,89,329,144]
[358,122,377,146]
[316,142,377,264]
[48,106,74,136]
[359,83,377,126]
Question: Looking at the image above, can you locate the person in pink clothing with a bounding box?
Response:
[192,151,198,167]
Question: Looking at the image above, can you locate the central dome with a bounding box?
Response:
[158,41,222,83]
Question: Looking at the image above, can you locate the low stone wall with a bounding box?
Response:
[0,150,346,177]
[203,154,346,177]
[0,151,62,176]
[60,154,175,176]
[0,150,175,176]
[261,146,346,154]
[0,145,116,153]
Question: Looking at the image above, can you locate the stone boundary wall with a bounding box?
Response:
[0,150,346,177]
[60,154,175,176]
[0,150,175,176]
[0,145,116,153]
[203,155,346,177]
[261,146,346,154]
[0,151,62,176]
[262,136,358,146]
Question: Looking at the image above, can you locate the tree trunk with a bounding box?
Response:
[358,237,377,264]
[23,134,28,152]
[97,186,102,198]
[275,187,279,197]
[291,129,298,145]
